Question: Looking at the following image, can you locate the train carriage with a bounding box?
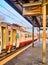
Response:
[0,22,38,54]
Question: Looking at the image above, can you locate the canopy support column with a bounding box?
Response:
[42,2,46,64]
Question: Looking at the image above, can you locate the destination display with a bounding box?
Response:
[23,5,42,16]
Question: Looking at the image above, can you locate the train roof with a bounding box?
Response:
[11,24,22,27]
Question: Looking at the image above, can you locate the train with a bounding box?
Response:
[0,22,38,54]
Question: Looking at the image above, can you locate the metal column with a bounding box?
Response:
[32,26,34,47]
[39,27,40,43]
[42,1,46,64]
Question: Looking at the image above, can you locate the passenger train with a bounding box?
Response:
[0,22,38,54]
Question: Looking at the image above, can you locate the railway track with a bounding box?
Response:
[0,43,32,61]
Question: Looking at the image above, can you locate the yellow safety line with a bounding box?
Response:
[0,44,32,65]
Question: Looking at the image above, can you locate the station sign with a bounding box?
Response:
[23,5,42,16]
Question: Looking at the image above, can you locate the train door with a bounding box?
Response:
[2,27,6,49]
[7,29,12,53]
[8,30,12,47]
[16,30,20,48]
[13,29,16,47]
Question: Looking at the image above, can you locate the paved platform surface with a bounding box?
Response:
[4,39,48,65]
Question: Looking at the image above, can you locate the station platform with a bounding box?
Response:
[1,39,48,65]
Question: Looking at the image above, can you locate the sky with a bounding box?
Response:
[0,0,38,33]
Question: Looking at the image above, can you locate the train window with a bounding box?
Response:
[28,35,29,37]
[25,35,27,38]
[16,33,19,38]
[9,37,11,41]
[28,35,31,37]
[9,31,11,35]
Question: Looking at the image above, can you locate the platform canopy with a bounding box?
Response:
[5,0,48,27]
